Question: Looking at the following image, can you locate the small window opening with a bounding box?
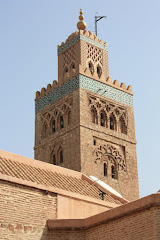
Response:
[91,109,98,124]
[97,66,101,78]
[53,154,56,165]
[120,118,127,134]
[72,63,75,69]
[104,163,107,176]
[65,67,68,73]
[93,139,96,145]
[88,62,94,74]
[111,165,117,179]
[60,116,64,129]
[52,120,56,133]
[101,113,105,127]
[60,151,63,163]
[110,116,116,130]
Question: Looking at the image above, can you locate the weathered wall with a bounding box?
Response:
[0,180,56,240]
[35,89,81,172]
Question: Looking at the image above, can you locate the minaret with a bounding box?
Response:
[34,9,139,201]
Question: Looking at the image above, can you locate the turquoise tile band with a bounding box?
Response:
[35,75,133,113]
[58,35,108,54]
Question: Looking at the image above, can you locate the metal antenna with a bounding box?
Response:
[95,13,106,36]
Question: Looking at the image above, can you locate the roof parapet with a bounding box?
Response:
[58,30,108,51]
[35,76,133,101]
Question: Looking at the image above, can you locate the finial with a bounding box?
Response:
[77,8,86,30]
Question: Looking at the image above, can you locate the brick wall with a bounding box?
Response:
[48,194,160,240]
[79,88,139,201]
[49,229,86,240]
[86,207,156,240]
[0,180,56,240]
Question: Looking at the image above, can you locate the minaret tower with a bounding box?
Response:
[34,9,139,201]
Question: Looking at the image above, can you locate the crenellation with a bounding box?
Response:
[35,75,133,101]
[35,19,138,202]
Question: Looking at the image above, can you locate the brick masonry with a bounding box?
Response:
[35,29,139,202]
[48,194,160,240]
[0,180,56,240]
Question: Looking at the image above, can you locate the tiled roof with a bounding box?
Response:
[0,152,123,205]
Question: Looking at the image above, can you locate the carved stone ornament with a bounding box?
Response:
[94,144,126,172]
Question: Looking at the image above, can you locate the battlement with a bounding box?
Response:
[58,30,108,54]
[35,76,133,101]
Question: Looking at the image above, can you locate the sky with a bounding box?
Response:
[0,0,160,198]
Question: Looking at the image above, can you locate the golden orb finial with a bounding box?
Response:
[77,8,86,30]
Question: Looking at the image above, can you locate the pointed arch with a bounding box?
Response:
[96,63,102,78]
[119,116,127,134]
[100,110,107,128]
[57,146,63,164]
[88,60,94,75]
[90,106,98,124]
[51,151,57,165]
[51,117,56,134]
[110,113,117,131]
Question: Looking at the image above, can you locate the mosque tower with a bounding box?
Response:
[34,9,139,201]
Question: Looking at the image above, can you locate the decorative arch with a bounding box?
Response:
[51,151,57,165]
[119,116,127,134]
[90,106,98,124]
[109,113,117,131]
[96,63,102,78]
[94,144,126,172]
[87,60,94,75]
[100,110,107,128]
[51,117,56,134]
[70,62,76,71]
[57,146,63,164]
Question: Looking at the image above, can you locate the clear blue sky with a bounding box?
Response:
[0,0,160,198]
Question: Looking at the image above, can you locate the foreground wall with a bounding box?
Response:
[48,194,160,240]
[0,180,56,240]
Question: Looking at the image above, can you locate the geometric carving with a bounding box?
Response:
[63,46,75,66]
[88,95,128,134]
[94,144,126,172]
[87,44,102,65]
[41,98,73,138]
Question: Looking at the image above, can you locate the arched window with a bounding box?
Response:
[88,62,94,75]
[100,112,107,127]
[91,108,98,124]
[104,163,107,176]
[97,65,102,78]
[60,116,64,129]
[60,150,63,163]
[119,117,127,134]
[110,115,117,131]
[52,119,56,133]
[111,165,118,179]
[53,154,56,165]
[71,62,75,70]
[68,111,71,125]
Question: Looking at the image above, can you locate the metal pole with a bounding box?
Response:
[95,16,106,36]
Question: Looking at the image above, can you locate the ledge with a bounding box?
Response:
[48,193,160,230]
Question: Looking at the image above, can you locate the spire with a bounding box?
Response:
[77,8,86,30]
